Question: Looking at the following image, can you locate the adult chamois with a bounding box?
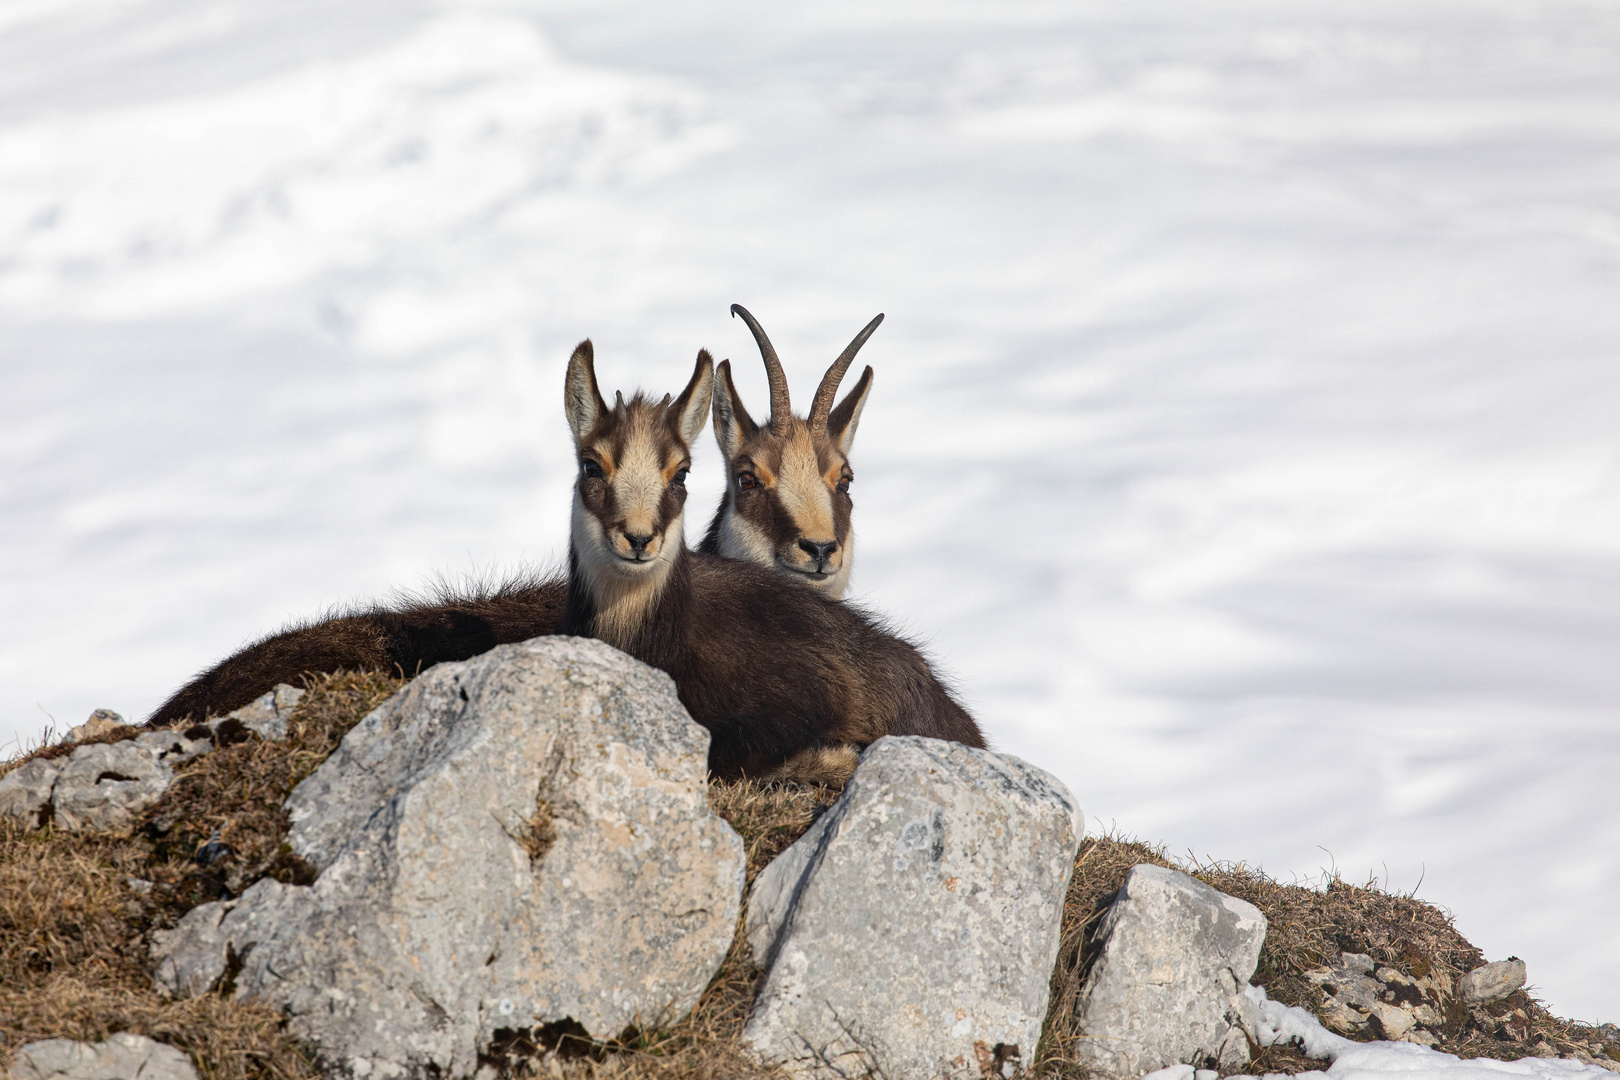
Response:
[145,309,885,728]
[699,304,879,601]
[558,340,984,780]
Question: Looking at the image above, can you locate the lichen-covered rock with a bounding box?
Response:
[151,876,315,1001]
[134,729,212,767]
[1307,953,1382,1034]
[215,684,303,741]
[151,898,231,999]
[65,709,126,743]
[743,736,1082,1080]
[152,637,744,1080]
[1,727,214,835]
[1071,864,1267,1077]
[7,1033,198,1080]
[0,758,61,831]
[49,740,174,832]
[1460,958,1528,1005]
[1368,1001,1417,1040]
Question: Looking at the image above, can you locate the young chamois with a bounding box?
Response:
[558,341,984,781]
[699,304,879,601]
[144,310,886,728]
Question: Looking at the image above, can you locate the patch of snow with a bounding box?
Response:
[1241,986,1615,1080]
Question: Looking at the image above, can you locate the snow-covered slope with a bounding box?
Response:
[2,0,1616,1020]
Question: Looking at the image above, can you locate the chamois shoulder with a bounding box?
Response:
[147,570,567,727]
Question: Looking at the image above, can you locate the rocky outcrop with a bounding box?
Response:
[1306,952,1456,1045]
[0,758,59,831]
[0,730,209,834]
[219,683,303,742]
[49,736,195,832]
[743,736,1082,1080]
[6,1033,198,1080]
[1308,952,1535,1049]
[1071,864,1268,1077]
[64,709,127,743]
[0,686,301,834]
[152,637,745,1080]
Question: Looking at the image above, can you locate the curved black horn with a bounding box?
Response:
[730,304,792,435]
[809,313,884,434]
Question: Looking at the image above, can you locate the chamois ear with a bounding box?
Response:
[711,359,759,462]
[564,340,609,446]
[671,349,715,450]
[825,365,873,456]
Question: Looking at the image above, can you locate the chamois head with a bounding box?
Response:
[704,304,880,600]
[564,341,713,629]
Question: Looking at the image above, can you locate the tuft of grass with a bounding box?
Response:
[707,778,841,880]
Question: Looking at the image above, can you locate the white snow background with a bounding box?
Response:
[3,0,1618,1025]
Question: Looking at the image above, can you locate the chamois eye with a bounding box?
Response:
[581,460,604,480]
[673,467,689,485]
[836,476,851,494]
[737,472,757,491]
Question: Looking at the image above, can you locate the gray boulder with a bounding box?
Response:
[152,637,744,1080]
[0,758,61,831]
[0,690,292,836]
[6,1033,198,1080]
[1071,864,1267,1077]
[50,741,174,833]
[150,881,311,999]
[4,684,302,838]
[0,729,215,835]
[1460,958,1528,1005]
[214,684,303,741]
[133,730,213,768]
[743,736,1083,1080]
[65,709,127,743]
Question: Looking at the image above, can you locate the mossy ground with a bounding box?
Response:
[3,672,1612,1079]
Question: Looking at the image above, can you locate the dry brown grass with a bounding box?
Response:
[139,673,405,920]
[0,822,314,1080]
[4,677,1611,1080]
[0,671,401,1080]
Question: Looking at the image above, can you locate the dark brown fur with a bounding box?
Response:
[562,547,985,778]
[146,576,566,727]
[562,347,984,780]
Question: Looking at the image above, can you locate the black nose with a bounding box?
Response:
[798,538,837,565]
[625,533,655,556]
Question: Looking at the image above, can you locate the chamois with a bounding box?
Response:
[699,304,879,601]
[144,311,884,728]
[558,341,984,780]
[145,577,569,728]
